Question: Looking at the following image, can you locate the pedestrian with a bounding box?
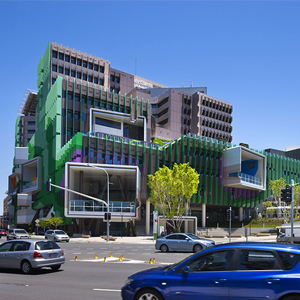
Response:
[164,229,168,236]
[161,230,165,237]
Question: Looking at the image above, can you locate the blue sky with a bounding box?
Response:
[0,1,299,215]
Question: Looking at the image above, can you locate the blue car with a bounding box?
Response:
[122,242,300,300]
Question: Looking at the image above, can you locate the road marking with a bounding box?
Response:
[93,288,121,292]
[73,253,81,254]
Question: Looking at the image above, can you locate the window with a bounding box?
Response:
[52,78,56,85]
[27,130,35,134]
[27,121,35,126]
[13,241,30,251]
[59,66,63,74]
[88,75,92,82]
[100,66,104,73]
[94,78,98,84]
[94,65,98,71]
[77,59,82,66]
[71,70,75,77]
[62,109,66,117]
[99,78,104,85]
[187,250,234,272]
[74,112,80,120]
[65,69,70,75]
[239,250,280,270]
[65,55,70,62]
[89,62,93,70]
[52,51,57,58]
[95,117,121,129]
[67,128,72,136]
[115,77,120,83]
[81,95,87,103]
[59,52,64,60]
[0,242,13,252]
[249,162,255,169]
[67,110,73,118]
[277,251,300,270]
[82,73,87,81]
[95,101,100,107]
[81,113,87,121]
[158,97,169,108]
[88,97,93,105]
[75,94,80,102]
[52,65,57,72]
[83,60,87,68]
[71,56,76,64]
[77,72,81,79]
[110,75,115,82]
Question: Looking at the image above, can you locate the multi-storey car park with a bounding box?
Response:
[6,42,300,236]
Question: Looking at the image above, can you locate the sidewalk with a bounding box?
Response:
[35,234,277,244]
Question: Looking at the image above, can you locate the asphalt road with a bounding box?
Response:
[0,242,190,300]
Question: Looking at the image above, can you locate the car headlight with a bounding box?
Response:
[124,278,133,286]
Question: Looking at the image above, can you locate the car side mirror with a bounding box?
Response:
[182,265,189,273]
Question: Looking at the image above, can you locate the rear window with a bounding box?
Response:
[55,231,66,235]
[15,230,27,234]
[277,251,300,270]
[35,241,60,250]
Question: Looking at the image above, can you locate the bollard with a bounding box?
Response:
[95,254,98,259]
[149,258,153,264]
[153,258,156,263]
[119,256,122,261]
[121,254,124,260]
[104,257,107,262]
[75,256,78,261]
[110,253,113,258]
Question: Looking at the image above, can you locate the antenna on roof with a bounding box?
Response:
[181,81,184,87]
[190,81,193,87]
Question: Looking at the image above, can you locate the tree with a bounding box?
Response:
[48,217,64,229]
[148,163,199,233]
[39,219,50,233]
[269,178,287,203]
[262,201,275,217]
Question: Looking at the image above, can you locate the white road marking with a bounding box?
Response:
[93,288,121,292]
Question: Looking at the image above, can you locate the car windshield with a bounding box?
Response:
[164,252,201,271]
[15,230,27,234]
[186,234,200,240]
[35,241,60,250]
[55,231,66,235]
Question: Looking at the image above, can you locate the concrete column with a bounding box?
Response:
[202,204,206,228]
[184,220,188,233]
[145,200,150,235]
[239,207,243,221]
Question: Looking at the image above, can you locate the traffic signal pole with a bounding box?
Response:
[291,180,294,244]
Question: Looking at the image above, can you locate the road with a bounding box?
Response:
[0,242,189,300]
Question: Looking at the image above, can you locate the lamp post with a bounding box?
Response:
[88,164,110,242]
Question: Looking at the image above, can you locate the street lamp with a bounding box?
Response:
[88,164,110,242]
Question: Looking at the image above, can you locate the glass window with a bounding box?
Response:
[110,75,115,82]
[77,59,82,66]
[71,70,75,77]
[59,53,64,60]
[65,55,70,62]
[75,94,80,102]
[82,74,87,81]
[239,250,280,270]
[94,65,98,71]
[0,242,13,252]
[81,95,87,103]
[59,66,63,74]
[277,251,300,270]
[95,117,121,129]
[52,78,56,85]
[95,101,100,107]
[88,97,93,105]
[187,250,234,272]
[81,113,87,121]
[71,56,76,64]
[27,121,35,126]
[83,60,87,68]
[35,241,60,250]
[99,78,104,85]
[67,110,73,118]
[13,242,30,251]
[100,66,104,73]
[89,62,93,70]
[52,51,57,58]
[88,75,92,82]
[115,77,120,83]
[27,130,35,134]
[94,78,98,84]
[68,92,73,100]
[77,72,81,79]
[52,65,57,72]
[67,128,72,136]
[62,109,66,117]
[74,112,80,120]
[110,87,114,93]
[65,69,70,76]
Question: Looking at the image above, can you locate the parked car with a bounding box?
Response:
[45,230,70,242]
[0,239,65,274]
[155,233,215,253]
[7,228,30,240]
[122,242,300,300]
[0,229,7,237]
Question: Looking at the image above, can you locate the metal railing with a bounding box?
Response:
[238,172,261,185]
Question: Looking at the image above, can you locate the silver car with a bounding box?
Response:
[155,233,215,253]
[7,228,31,240]
[0,239,65,274]
[45,230,70,242]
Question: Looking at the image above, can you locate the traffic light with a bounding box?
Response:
[281,185,292,203]
[104,213,111,220]
[46,181,51,192]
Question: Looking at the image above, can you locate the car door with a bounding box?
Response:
[6,241,31,268]
[165,234,180,251]
[0,242,14,268]
[229,249,283,300]
[169,249,234,299]
[46,230,54,240]
[176,234,194,251]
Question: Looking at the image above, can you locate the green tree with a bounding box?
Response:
[48,217,64,229]
[269,178,287,202]
[39,219,50,233]
[148,163,199,233]
[262,201,275,217]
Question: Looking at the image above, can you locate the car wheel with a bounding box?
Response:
[193,244,202,252]
[160,244,168,253]
[281,295,300,300]
[54,238,57,242]
[51,264,61,271]
[136,288,164,300]
[66,240,69,243]
[21,260,33,274]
